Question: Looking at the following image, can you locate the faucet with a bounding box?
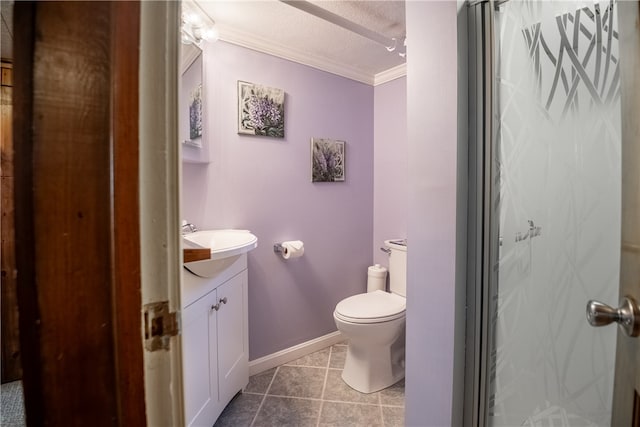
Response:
[181,221,198,234]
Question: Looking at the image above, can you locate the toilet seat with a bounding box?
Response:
[334,290,406,324]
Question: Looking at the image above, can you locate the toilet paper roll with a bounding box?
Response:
[281,240,304,259]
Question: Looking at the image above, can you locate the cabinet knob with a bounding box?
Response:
[211,303,220,311]
[219,297,228,305]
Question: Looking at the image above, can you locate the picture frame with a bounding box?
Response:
[189,83,203,142]
[311,138,345,182]
[238,81,285,138]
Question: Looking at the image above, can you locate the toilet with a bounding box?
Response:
[333,239,407,393]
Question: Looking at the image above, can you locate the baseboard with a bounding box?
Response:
[248,331,345,376]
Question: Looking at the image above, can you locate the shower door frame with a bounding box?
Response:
[464,1,640,427]
[464,1,498,426]
[463,1,620,425]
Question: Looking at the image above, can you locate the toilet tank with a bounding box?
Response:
[384,239,407,297]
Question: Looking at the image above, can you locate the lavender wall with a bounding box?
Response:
[181,41,374,360]
[373,77,407,267]
[405,2,461,426]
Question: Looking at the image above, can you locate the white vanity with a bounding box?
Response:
[181,230,257,426]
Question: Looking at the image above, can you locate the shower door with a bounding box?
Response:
[477,1,635,426]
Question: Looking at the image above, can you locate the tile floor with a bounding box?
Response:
[214,342,405,427]
[0,380,25,427]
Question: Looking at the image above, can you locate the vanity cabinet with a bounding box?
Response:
[182,254,249,427]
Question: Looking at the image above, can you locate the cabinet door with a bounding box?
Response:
[216,271,249,405]
[182,290,218,427]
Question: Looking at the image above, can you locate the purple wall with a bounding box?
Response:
[373,77,407,267]
[181,41,374,360]
[405,2,461,425]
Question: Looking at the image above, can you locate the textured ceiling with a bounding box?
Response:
[197,1,407,84]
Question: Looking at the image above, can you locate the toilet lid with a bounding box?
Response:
[334,290,406,324]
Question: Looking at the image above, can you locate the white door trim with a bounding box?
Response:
[139,2,185,425]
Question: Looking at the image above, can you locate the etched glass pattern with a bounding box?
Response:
[489,2,621,426]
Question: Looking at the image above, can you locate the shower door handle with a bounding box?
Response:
[586,296,640,337]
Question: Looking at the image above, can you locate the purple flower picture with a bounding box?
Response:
[311,138,345,182]
[238,81,285,138]
[189,84,202,141]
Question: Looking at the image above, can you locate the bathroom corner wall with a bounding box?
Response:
[181,41,374,360]
[373,77,407,267]
[405,1,460,426]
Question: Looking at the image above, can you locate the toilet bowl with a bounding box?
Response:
[333,240,407,393]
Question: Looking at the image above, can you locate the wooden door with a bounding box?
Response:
[13,2,145,424]
[1,60,21,383]
[612,2,640,426]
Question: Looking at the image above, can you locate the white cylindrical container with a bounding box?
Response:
[367,264,388,292]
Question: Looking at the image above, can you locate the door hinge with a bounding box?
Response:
[144,301,180,351]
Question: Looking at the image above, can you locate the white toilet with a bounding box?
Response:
[333,239,407,393]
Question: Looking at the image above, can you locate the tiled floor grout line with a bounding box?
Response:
[249,366,280,427]
[258,393,392,407]
[282,364,329,369]
[322,398,387,406]
[281,362,342,370]
[316,346,332,427]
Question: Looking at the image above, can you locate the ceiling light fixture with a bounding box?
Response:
[280,0,406,58]
[182,0,218,46]
[385,37,407,58]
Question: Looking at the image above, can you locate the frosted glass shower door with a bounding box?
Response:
[489,1,622,426]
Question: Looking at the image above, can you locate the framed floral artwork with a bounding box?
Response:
[238,81,285,138]
[311,138,345,182]
[189,84,203,141]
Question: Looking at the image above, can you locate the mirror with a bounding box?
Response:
[179,43,203,150]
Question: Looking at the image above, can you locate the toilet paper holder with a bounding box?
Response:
[274,240,305,259]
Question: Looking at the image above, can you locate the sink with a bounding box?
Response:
[183,229,258,260]
[183,229,258,277]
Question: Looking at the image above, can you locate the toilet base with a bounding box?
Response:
[341,330,405,394]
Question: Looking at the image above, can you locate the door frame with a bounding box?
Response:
[611,1,640,425]
[138,2,185,425]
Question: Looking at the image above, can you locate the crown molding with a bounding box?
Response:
[373,63,407,86]
[217,25,391,86]
[180,44,201,74]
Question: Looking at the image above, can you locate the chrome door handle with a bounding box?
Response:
[586,295,640,337]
